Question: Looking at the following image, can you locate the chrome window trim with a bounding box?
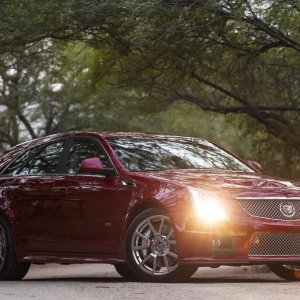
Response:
[0,173,107,180]
[57,173,106,179]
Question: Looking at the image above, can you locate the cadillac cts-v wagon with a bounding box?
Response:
[0,131,299,282]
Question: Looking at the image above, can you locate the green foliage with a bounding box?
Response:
[1,1,300,178]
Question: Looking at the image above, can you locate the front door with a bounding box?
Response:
[51,138,134,254]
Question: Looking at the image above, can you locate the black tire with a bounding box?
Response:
[114,264,139,281]
[269,264,300,281]
[125,207,198,282]
[0,216,30,281]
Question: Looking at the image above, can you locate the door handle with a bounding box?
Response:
[52,187,68,196]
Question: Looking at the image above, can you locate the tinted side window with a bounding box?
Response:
[65,139,112,174]
[3,146,41,175]
[20,141,65,175]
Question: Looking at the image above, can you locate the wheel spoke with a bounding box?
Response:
[135,231,150,242]
[158,218,164,234]
[167,251,178,259]
[167,227,174,239]
[168,240,176,245]
[147,220,158,236]
[163,255,170,272]
[152,255,157,274]
[132,244,149,251]
[140,253,152,266]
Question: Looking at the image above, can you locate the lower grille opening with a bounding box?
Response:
[249,233,300,256]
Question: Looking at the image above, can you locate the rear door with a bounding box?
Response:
[3,140,67,252]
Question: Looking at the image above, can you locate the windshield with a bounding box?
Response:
[107,137,253,173]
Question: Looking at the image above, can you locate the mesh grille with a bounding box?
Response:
[249,233,300,256]
[237,199,300,220]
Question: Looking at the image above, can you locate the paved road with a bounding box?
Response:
[0,264,298,300]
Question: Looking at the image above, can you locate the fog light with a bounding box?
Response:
[213,239,221,248]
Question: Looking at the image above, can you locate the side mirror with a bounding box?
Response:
[246,160,263,173]
[79,157,117,177]
[79,157,104,174]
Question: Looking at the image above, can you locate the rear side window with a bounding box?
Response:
[20,141,65,175]
[65,139,113,174]
[3,146,41,176]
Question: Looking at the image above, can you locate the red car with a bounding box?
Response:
[0,131,299,282]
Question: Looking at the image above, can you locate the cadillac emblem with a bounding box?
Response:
[279,203,295,218]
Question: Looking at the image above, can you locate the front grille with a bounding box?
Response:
[237,198,300,220]
[249,233,300,256]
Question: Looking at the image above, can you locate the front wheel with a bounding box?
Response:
[269,264,300,281]
[125,207,198,282]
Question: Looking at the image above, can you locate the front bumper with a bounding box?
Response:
[177,215,300,265]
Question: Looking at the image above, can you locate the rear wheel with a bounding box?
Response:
[269,264,300,281]
[0,216,30,280]
[125,207,198,282]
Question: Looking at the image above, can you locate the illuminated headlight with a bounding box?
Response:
[189,189,229,222]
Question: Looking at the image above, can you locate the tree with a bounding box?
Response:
[0,41,96,150]
[1,0,300,177]
[100,0,300,150]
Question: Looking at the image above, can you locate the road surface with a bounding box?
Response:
[0,264,298,299]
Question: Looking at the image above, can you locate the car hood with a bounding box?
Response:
[138,169,300,198]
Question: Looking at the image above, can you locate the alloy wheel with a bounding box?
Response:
[131,215,178,276]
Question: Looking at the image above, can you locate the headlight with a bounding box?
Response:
[189,189,229,222]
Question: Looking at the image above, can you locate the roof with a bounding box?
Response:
[9,131,207,151]
[101,131,203,140]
